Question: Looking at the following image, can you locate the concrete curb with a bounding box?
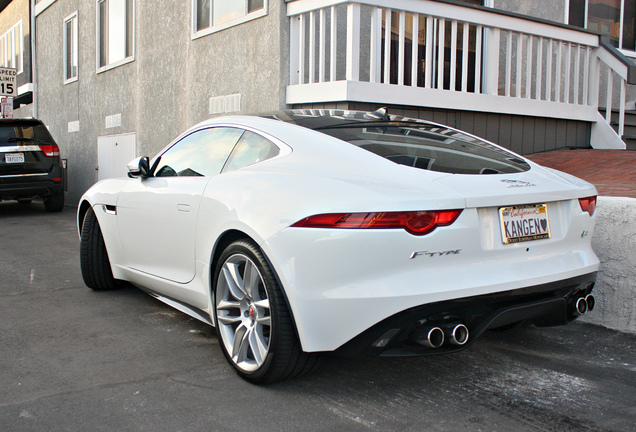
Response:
[580,196,636,334]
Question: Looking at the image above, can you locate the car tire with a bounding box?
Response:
[80,207,121,290]
[213,239,320,383]
[44,191,64,212]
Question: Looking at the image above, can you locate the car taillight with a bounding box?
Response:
[39,144,60,157]
[578,196,597,216]
[291,210,463,236]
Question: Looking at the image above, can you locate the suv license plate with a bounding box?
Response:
[499,204,551,244]
[5,153,25,163]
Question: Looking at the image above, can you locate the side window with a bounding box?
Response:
[97,0,134,69]
[64,12,79,83]
[222,131,279,173]
[194,0,266,35]
[155,127,244,177]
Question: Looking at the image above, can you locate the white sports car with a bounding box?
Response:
[78,110,599,383]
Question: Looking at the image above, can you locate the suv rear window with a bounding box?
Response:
[314,122,530,175]
[0,121,56,147]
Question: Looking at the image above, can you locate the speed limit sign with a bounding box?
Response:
[0,68,17,97]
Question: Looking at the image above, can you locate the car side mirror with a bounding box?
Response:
[127,156,151,178]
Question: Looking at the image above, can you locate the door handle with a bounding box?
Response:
[177,204,190,212]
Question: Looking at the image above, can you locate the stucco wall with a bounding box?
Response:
[581,197,636,334]
[492,0,566,24]
[35,0,289,205]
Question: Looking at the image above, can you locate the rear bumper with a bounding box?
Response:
[0,176,63,199]
[334,272,597,357]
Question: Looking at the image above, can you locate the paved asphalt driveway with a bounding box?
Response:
[1,201,635,432]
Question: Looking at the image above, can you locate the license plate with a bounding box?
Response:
[5,153,24,163]
[499,204,551,244]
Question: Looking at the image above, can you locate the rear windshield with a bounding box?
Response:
[0,122,55,147]
[314,122,530,175]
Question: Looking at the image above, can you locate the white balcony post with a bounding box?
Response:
[484,27,500,95]
[461,22,468,92]
[588,51,600,108]
[525,34,532,99]
[605,67,613,122]
[619,79,626,136]
[383,9,392,84]
[398,11,406,86]
[425,16,434,88]
[505,30,512,97]
[309,11,316,84]
[411,14,419,87]
[319,8,326,83]
[450,20,458,91]
[370,7,381,83]
[330,6,337,82]
[474,25,482,93]
[437,19,445,90]
[346,3,361,82]
[290,15,301,85]
[515,33,522,98]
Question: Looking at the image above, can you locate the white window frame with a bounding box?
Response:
[96,0,135,73]
[192,0,268,40]
[565,0,635,57]
[64,12,79,84]
[0,21,23,74]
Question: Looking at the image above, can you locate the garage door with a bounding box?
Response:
[97,133,136,181]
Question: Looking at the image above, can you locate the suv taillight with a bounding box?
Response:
[39,144,60,157]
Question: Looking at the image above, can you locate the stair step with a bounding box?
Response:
[623,137,636,150]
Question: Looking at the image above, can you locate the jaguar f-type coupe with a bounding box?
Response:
[78,110,599,383]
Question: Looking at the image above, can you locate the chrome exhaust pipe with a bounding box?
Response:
[446,324,469,346]
[417,327,445,348]
[574,297,588,316]
[585,295,595,312]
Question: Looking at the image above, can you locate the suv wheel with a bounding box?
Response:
[44,191,64,212]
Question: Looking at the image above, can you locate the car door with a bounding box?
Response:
[116,127,244,286]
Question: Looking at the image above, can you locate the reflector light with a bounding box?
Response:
[291,209,463,236]
[53,177,62,183]
[578,196,597,216]
[38,144,60,157]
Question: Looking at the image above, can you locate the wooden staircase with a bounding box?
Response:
[608,109,636,150]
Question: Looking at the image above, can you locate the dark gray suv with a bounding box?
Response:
[0,119,64,212]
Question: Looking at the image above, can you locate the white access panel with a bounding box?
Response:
[97,133,136,181]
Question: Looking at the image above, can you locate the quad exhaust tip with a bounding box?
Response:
[416,324,470,348]
[418,327,445,349]
[574,295,596,316]
[447,324,469,346]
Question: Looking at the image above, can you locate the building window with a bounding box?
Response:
[0,21,23,74]
[64,12,78,82]
[97,0,134,69]
[569,0,636,52]
[193,0,266,37]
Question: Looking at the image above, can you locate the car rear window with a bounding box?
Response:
[0,122,55,147]
[314,122,531,175]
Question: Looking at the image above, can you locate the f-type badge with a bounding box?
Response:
[410,250,461,259]
[501,179,536,188]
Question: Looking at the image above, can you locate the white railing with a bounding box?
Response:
[287,0,631,147]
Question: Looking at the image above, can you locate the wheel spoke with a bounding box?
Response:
[249,327,268,365]
[222,262,246,301]
[256,315,271,327]
[243,261,260,300]
[231,324,249,361]
[217,314,242,325]
[216,299,241,310]
[253,298,270,310]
